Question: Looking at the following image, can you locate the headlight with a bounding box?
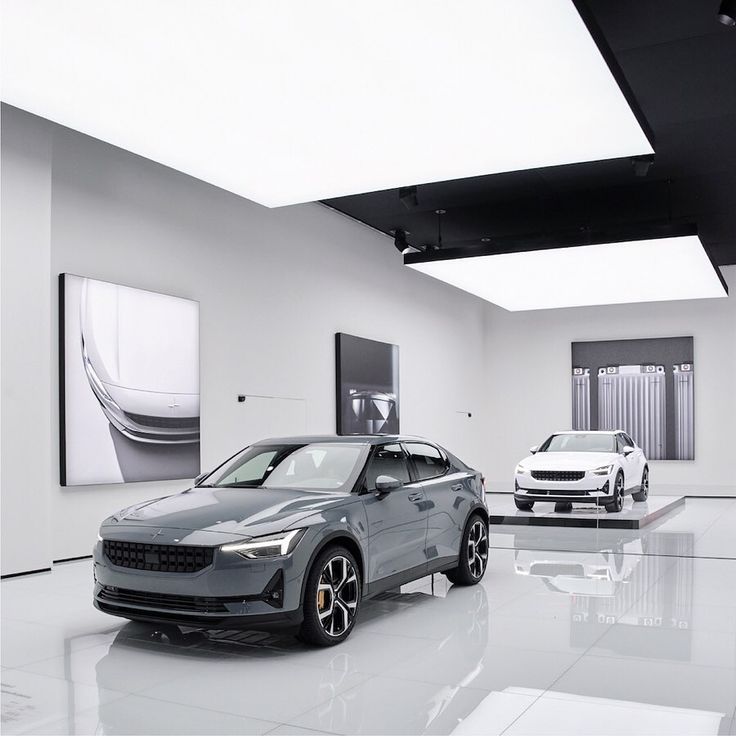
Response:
[515,464,529,475]
[591,464,613,476]
[221,529,306,559]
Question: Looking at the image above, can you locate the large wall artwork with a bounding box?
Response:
[60,274,200,485]
[571,336,695,461]
[335,333,399,435]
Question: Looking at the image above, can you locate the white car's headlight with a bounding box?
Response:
[591,464,614,476]
[221,529,306,559]
[515,464,529,475]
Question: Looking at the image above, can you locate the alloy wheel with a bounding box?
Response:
[467,520,489,578]
[615,474,625,511]
[316,555,359,637]
[642,469,649,496]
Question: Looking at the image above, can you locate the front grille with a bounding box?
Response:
[124,412,200,430]
[98,585,231,613]
[103,540,213,573]
[531,470,585,482]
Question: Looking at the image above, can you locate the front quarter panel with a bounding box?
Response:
[285,497,369,598]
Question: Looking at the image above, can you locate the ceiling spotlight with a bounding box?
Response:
[631,154,655,177]
[481,237,491,243]
[398,185,419,209]
[718,0,736,25]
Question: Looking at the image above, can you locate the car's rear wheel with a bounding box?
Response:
[632,467,649,502]
[514,499,534,511]
[605,472,625,513]
[298,546,361,647]
[445,514,489,586]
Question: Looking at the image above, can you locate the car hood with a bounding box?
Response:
[102,487,354,539]
[519,452,618,471]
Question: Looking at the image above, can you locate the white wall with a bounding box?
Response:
[1,105,491,570]
[2,103,735,574]
[1,108,53,575]
[485,271,736,495]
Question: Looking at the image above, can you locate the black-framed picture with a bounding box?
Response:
[335,333,399,435]
[571,336,694,461]
[59,274,200,485]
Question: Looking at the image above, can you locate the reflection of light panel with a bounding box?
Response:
[1,1,651,207]
[407,236,727,311]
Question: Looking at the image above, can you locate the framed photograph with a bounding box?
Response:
[571,337,694,460]
[335,333,399,435]
[59,274,200,485]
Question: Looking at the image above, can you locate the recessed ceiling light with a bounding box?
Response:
[1,1,652,207]
[405,229,727,311]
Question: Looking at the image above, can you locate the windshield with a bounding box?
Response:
[539,433,616,453]
[203,442,368,492]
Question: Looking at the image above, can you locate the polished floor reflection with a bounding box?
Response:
[2,498,735,735]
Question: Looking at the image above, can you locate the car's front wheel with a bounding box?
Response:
[605,472,625,513]
[445,514,489,586]
[298,546,361,647]
[632,467,649,502]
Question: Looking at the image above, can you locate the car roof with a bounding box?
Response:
[552,430,625,435]
[252,434,432,446]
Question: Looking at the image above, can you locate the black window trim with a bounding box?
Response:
[402,441,450,483]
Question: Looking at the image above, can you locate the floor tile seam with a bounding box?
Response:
[498,648,592,735]
[264,722,344,736]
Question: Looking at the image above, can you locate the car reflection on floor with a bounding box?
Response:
[511,528,695,657]
[95,582,490,735]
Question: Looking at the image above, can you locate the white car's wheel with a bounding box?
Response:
[605,472,625,513]
[632,467,649,502]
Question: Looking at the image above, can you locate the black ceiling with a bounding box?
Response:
[323,0,736,267]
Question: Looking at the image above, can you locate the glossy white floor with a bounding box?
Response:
[2,497,735,736]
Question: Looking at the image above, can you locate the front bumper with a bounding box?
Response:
[514,476,613,504]
[93,527,311,631]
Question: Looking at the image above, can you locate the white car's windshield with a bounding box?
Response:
[540,433,616,453]
[203,442,368,492]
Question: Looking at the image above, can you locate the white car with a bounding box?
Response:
[513,430,649,513]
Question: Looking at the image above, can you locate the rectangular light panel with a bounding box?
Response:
[407,236,727,311]
[1,0,652,207]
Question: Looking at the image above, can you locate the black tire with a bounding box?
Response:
[445,514,489,586]
[605,472,625,513]
[632,467,649,502]
[554,502,573,513]
[514,499,534,511]
[297,545,361,647]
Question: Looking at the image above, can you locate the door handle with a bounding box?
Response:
[451,483,463,492]
[408,492,423,502]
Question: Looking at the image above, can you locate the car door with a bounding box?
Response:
[360,443,428,584]
[403,441,469,568]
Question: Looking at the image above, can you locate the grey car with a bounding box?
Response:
[94,435,489,646]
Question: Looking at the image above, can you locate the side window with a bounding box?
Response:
[363,444,410,491]
[616,434,627,453]
[405,443,448,481]
[624,433,636,448]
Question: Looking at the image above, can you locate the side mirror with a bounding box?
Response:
[622,445,634,456]
[529,446,539,455]
[375,475,402,494]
